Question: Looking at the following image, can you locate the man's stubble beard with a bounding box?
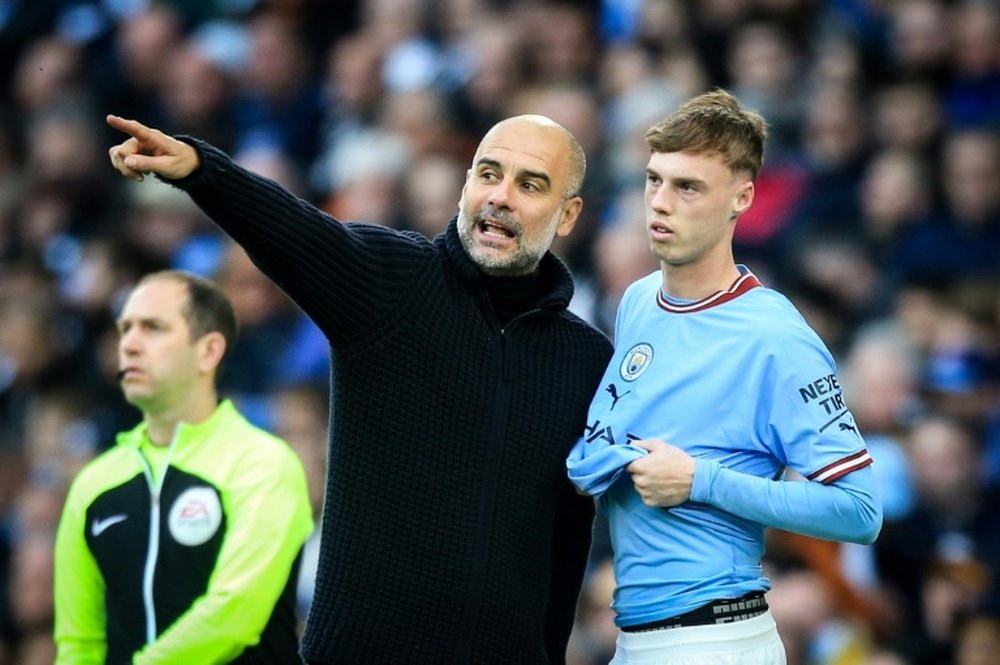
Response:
[457,203,561,277]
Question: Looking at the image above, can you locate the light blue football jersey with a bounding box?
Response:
[568,267,880,627]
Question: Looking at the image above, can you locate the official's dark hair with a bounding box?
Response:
[138,270,238,364]
[645,89,768,179]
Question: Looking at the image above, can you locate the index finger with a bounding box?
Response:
[106,114,155,141]
[631,439,661,453]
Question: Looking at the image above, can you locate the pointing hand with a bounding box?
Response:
[106,114,201,181]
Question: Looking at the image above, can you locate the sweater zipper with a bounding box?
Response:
[134,427,180,646]
[455,313,537,663]
[495,307,541,376]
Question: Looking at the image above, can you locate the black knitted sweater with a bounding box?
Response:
[175,140,614,665]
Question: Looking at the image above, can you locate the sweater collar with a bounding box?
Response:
[439,217,575,312]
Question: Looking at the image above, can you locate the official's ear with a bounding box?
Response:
[198,332,227,375]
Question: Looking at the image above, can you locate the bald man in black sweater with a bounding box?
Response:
[108,113,613,664]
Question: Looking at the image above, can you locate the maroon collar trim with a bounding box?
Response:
[656,271,762,314]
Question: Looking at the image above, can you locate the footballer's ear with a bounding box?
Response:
[733,180,754,217]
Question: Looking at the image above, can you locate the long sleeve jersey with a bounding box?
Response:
[567,269,882,627]
[54,400,313,664]
[171,140,614,665]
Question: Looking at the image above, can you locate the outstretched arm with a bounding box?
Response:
[105,116,433,346]
[106,115,201,181]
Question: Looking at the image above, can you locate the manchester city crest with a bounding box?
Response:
[620,343,653,381]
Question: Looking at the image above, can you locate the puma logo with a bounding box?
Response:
[606,383,631,411]
[91,514,128,537]
[839,423,859,436]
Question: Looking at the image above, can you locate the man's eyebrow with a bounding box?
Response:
[672,176,707,186]
[475,158,552,189]
[518,169,551,188]
[475,157,503,170]
[116,315,166,328]
[651,172,707,187]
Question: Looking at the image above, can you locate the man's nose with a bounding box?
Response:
[488,178,515,209]
[650,187,674,214]
[119,329,141,354]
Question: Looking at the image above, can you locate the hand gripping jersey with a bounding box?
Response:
[568,268,881,628]
[54,400,313,664]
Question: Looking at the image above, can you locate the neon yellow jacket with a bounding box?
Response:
[54,399,313,664]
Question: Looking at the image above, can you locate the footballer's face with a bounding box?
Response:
[643,150,753,271]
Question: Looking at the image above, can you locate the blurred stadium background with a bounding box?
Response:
[0,1,997,663]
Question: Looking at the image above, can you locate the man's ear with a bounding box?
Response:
[556,196,583,238]
[458,169,472,207]
[733,180,755,217]
[198,332,227,375]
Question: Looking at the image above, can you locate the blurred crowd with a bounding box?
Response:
[0,0,997,663]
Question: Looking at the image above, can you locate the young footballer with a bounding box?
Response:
[568,90,882,664]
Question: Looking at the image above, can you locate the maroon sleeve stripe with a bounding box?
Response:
[806,450,873,485]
